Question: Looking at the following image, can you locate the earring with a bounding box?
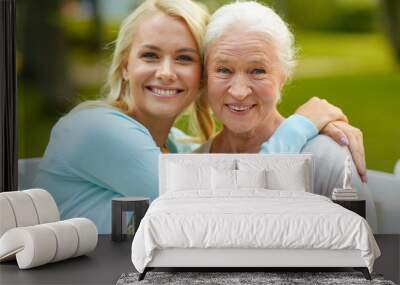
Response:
[122,70,128,81]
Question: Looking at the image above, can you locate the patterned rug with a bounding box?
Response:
[116,271,396,285]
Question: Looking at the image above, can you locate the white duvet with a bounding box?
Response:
[131,190,380,273]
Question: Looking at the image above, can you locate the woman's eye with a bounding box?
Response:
[216,67,231,74]
[141,52,158,59]
[176,55,193,62]
[251,68,266,75]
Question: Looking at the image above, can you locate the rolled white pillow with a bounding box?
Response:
[0,196,17,237]
[42,221,79,262]
[0,218,98,269]
[0,191,39,227]
[64,218,98,257]
[0,189,59,238]
[24,189,59,224]
[0,226,57,269]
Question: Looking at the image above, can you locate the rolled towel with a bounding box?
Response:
[0,218,98,269]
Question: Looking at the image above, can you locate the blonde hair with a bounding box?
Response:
[73,0,215,142]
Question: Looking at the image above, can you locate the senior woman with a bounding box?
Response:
[35,0,367,234]
[196,1,377,231]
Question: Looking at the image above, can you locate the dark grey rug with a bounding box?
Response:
[116,271,396,285]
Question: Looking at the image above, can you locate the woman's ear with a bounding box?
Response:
[121,57,130,81]
[278,73,287,90]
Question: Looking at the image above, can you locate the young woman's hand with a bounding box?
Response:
[295,97,348,130]
[321,121,367,183]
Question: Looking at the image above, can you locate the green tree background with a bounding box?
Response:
[17,0,400,172]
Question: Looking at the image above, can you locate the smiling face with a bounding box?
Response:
[124,12,201,120]
[206,30,285,135]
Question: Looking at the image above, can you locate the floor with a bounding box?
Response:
[0,236,133,285]
[0,235,398,285]
[373,234,400,284]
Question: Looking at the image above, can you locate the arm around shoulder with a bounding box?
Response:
[260,114,318,153]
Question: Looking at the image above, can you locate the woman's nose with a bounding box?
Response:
[228,74,251,99]
[155,59,177,83]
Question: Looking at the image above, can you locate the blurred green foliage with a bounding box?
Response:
[279,73,400,173]
[201,0,379,33]
[271,0,379,33]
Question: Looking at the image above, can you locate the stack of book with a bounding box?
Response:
[332,188,358,200]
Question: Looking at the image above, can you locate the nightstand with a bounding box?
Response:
[332,199,366,218]
[111,197,150,242]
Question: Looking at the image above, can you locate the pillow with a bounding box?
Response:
[211,168,237,190]
[167,162,211,191]
[236,169,267,189]
[266,162,308,191]
[0,218,97,269]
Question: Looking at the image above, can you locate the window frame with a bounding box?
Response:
[0,0,18,192]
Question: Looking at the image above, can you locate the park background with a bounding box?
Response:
[16,0,400,173]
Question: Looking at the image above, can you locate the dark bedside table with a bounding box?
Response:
[112,197,150,242]
[332,199,366,218]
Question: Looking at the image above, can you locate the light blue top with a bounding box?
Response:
[35,108,317,233]
[260,114,318,153]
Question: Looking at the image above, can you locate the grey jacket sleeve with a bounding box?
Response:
[302,135,377,232]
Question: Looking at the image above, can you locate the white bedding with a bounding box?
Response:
[131,190,380,273]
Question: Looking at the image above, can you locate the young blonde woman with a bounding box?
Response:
[35,0,364,233]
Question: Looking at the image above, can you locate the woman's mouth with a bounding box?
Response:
[225,104,256,113]
[146,86,183,98]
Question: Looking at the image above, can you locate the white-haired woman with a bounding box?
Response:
[196,1,376,230]
[35,0,365,234]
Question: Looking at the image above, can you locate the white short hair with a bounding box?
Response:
[204,1,296,79]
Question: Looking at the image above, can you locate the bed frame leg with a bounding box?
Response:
[138,268,148,281]
[354,267,371,280]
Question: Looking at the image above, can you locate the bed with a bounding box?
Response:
[131,154,380,280]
